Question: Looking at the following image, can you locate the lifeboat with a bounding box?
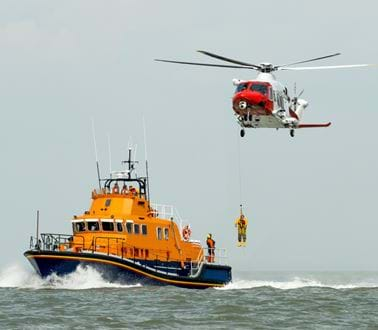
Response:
[24,149,232,289]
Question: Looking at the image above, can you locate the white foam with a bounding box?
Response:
[0,264,141,290]
[217,277,378,290]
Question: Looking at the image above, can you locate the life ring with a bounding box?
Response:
[182,225,191,241]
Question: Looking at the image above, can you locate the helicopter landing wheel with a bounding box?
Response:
[290,129,295,137]
[240,129,245,138]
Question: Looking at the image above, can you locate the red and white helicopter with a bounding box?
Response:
[156,51,374,137]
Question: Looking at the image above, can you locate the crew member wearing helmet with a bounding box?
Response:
[235,213,248,247]
[206,233,215,263]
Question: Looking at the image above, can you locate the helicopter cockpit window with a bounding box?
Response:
[250,83,268,95]
[73,221,85,232]
[235,83,248,93]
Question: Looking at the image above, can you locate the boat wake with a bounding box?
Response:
[0,264,141,290]
[218,277,378,291]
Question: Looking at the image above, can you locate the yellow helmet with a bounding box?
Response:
[207,233,212,238]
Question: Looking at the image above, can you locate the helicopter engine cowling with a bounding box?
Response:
[294,99,308,120]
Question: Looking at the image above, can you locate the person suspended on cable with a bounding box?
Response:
[206,233,215,263]
[235,207,248,247]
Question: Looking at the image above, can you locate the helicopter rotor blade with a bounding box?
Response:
[154,59,258,70]
[197,50,261,69]
[280,64,376,71]
[279,53,341,68]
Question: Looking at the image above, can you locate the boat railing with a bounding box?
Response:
[29,233,85,252]
[150,203,185,231]
[91,236,126,256]
[203,247,228,265]
[150,203,174,218]
[189,248,205,277]
[29,233,227,278]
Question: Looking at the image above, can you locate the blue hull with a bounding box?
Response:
[24,250,232,289]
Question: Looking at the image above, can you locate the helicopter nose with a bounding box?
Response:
[248,91,266,106]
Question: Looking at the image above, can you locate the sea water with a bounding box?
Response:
[1,264,378,329]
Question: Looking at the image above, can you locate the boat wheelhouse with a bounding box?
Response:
[25,149,232,289]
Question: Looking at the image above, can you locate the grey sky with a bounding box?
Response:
[0,0,377,271]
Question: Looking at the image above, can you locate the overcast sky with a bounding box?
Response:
[0,0,377,271]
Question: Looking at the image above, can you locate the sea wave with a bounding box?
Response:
[218,277,378,290]
[0,264,141,290]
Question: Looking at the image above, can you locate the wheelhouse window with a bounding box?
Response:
[157,227,162,240]
[134,224,140,234]
[102,221,114,231]
[87,221,99,231]
[164,228,169,240]
[73,221,85,232]
[116,222,123,232]
[141,224,147,235]
[235,83,248,93]
[126,222,133,234]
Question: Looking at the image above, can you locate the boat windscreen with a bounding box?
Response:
[87,221,99,231]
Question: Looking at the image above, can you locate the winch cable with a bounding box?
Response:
[237,130,243,211]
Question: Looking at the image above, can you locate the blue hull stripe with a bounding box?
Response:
[25,252,230,288]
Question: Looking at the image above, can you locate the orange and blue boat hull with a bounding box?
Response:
[24,250,232,289]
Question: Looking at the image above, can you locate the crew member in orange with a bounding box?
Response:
[206,233,215,263]
[129,186,137,196]
[112,182,119,194]
[121,184,128,194]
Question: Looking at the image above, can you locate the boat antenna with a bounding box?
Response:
[143,116,151,200]
[134,144,138,177]
[123,147,137,179]
[107,133,112,175]
[91,118,102,190]
[36,210,40,247]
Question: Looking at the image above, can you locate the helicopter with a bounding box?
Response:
[156,51,374,137]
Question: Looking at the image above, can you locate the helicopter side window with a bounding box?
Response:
[277,94,284,109]
[250,83,268,95]
[268,87,273,100]
[235,83,248,93]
